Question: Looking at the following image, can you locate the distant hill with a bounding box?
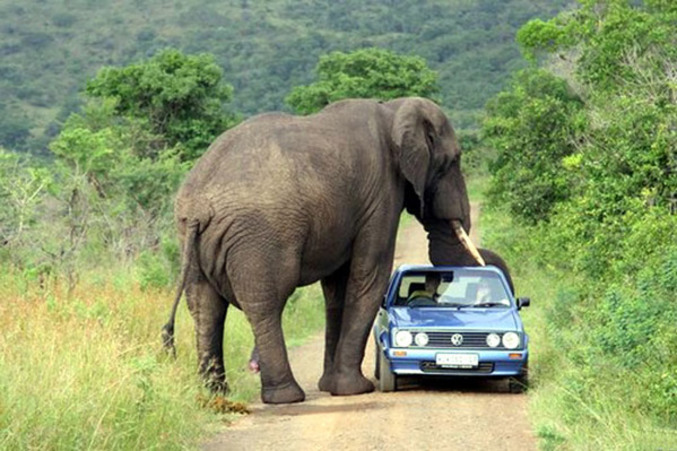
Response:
[0,0,571,152]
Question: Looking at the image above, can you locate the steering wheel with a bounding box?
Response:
[407,296,437,307]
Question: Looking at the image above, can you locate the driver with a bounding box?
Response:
[407,272,442,304]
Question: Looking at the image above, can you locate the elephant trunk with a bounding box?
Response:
[424,218,482,267]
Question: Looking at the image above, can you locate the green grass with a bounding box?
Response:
[465,172,490,204]
[512,264,677,450]
[0,267,324,450]
[480,206,677,450]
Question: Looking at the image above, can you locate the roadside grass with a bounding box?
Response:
[512,263,677,450]
[465,172,489,203]
[481,206,677,450]
[0,267,324,450]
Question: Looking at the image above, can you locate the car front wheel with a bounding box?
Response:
[378,349,397,392]
[508,360,529,394]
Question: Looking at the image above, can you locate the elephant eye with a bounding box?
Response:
[426,131,435,148]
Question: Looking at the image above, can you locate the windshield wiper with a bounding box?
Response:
[473,302,506,308]
[439,303,473,309]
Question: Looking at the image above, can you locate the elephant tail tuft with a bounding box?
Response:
[162,219,200,357]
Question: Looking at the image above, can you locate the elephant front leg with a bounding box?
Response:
[328,265,392,396]
[187,280,229,393]
[318,263,349,392]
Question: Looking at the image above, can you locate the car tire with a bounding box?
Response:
[374,341,381,380]
[508,361,529,394]
[378,350,397,392]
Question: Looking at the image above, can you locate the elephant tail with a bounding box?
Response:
[162,219,200,357]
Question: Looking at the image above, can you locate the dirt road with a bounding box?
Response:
[204,205,536,450]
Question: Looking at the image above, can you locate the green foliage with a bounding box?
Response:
[0,148,53,263]
[517,0,677,92]
[136,234,181,290]
[85,49,237,161]
[483,68,585,223]
[481,0,677,447]
[0,94,188,286]
[50,103,188,215]
[482,202,677,449]
[0,0,569,150]
[286,48,439,114]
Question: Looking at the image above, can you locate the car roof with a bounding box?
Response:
[394,264,506,277]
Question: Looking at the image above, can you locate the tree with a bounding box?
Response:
[85,49,238,161]
[490,0,677,225]
[0,148,52,256]
[517,0,677,94]
[285,48,439,114]
[482,68,584,223]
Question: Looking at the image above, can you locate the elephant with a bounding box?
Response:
[161,97,487,404]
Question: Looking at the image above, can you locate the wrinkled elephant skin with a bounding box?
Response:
[163,97,480,404]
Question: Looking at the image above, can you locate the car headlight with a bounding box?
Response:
[394,330,413,347]
[502,332,520,349]
[486,333,501,348]
[414,332,429,347]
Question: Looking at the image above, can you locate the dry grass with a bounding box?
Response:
[0,268,324,450]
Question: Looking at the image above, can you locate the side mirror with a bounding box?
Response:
[517,297,531,309]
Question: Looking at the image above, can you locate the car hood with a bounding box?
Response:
[389,307,519,331]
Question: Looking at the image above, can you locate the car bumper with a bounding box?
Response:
[386,348,528,377]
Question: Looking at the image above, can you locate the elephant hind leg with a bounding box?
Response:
[238,293,305,404]
[186,277,229,393]
[228,254,305,404]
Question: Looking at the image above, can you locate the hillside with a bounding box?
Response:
[0,0,570,152]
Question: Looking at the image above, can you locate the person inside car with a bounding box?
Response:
[472,277,510,306]
[407,273,441,306]
[475,279,492,304]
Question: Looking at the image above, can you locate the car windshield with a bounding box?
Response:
[394,269,510,308]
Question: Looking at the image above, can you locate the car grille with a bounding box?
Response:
[420,361,494,374]
[425,331,507,349]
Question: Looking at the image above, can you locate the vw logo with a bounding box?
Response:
[450,333,464,346]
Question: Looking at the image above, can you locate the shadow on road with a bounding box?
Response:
[394,376,513,394]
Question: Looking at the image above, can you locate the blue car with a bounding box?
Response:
[373,265,530,393]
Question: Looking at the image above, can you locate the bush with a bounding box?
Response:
[480,2,677,444]
[482,68,584,223]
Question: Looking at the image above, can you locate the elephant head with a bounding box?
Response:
[388,97,485,266]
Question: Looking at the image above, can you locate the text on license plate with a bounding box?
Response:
[436,353,479,368]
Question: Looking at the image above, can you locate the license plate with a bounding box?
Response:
[436,353,479,368]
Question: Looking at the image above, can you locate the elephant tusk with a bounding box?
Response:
[451,220,486,266]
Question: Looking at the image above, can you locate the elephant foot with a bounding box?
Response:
[261,380,305,404]
[205,378,229,395]
[317,371,333,392]
[330,372,374,396]
[201,360,228,394]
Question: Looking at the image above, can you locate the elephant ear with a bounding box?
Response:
[392,98,432,215]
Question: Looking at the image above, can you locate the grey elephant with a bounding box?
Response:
[162,97,487,404]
